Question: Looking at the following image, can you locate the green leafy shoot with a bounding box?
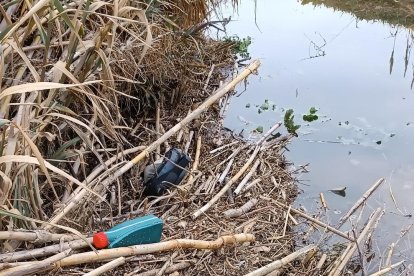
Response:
[284,109,300,137]
[224,35,252,59]
[303,107,319,122]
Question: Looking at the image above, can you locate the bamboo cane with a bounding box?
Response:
[0,238,93,262]
[369,261,405,276]
[83,257,126,276]
[53,234,254,268]
[0,249,71,276]
[223,198,258,218]
[46,60,261,227]
[269,199,354,241]
[193,146,261,218]
[336,178,384,228]
[0,231,81,242]
[234,159,260,194]
[330,208,383,276]
[244,244,316,276]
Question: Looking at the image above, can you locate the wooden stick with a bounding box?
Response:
[267,199,354,241]
[244,244,315,276]
[0,237,92,262]
[46,60,261,226]
[314,253,327,275]
[234,159,260,195]
[336,178,384,228]
[1,249,71,276]
[51,234,254,268]
[84,257,126,276]
[0,231,81,242]
[135,261,192,276]
[243,178,261,193]
[193,146,261,218]
[184,131,194,154]
[330,208,383,276]
[218,157,235,185]
[319,192,328,210]
[369,261,405,276]
[224,198,258,218]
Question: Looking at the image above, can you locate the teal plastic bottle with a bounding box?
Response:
[93,214,163,249]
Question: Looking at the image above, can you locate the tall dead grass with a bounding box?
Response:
[0,0,237,232]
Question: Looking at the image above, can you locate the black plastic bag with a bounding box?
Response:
[143,148,191,196]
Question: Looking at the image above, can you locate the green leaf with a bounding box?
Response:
[51,0,75,30]
[284,109,300,137]
[309,107,317,114]
[256,126,263,133]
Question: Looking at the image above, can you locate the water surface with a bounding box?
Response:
[222,0,414,271]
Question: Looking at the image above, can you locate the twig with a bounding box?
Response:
[155,251,178,276]
[155,103,160,156]
[369,261,405,276]
[209,141,239,154]
[244,244,316,276]
[234,159,260,195]
[217,157,234,185]
[265,198,354,241]
[193,146,261,218]
[45,60,261,227]
[134,261,192,276]
[183,135,201,192]
[336,178,384,228]
[223,198,258,218]
[319,192,327,210]
[202,64,215,94]
[243,178,261,193]
[313,254,327,276]
[84,257,126,276]
[184,131,194,154]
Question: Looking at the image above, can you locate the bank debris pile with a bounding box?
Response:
[0,0,408,275]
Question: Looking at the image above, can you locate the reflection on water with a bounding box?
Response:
[221,0,414,271]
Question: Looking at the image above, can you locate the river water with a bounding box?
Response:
[221,0,414,271]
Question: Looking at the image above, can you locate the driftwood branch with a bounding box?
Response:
[46,60,261,227]
[244,244,316,276]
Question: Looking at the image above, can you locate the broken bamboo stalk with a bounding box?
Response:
[244,244,316,276]
[183,135,201,192]
[49,234,254,268]
[268,199,354,241]
[46,59,261,227]
[369,260,405,276]
[193,146,261,218]
[255,122,282,145]
[0,231,81,242]
[234,159,260,195]
[0,249,71,276]
[84,257,126,276]
[135,261,192,276]
[330,208,383,276]
[336,178,384,228]
[224,198,258,218]
[0,237,93,262]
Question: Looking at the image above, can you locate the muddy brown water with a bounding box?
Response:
[221,0,414,272]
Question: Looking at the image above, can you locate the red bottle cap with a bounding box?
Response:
[93,232,109,249]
